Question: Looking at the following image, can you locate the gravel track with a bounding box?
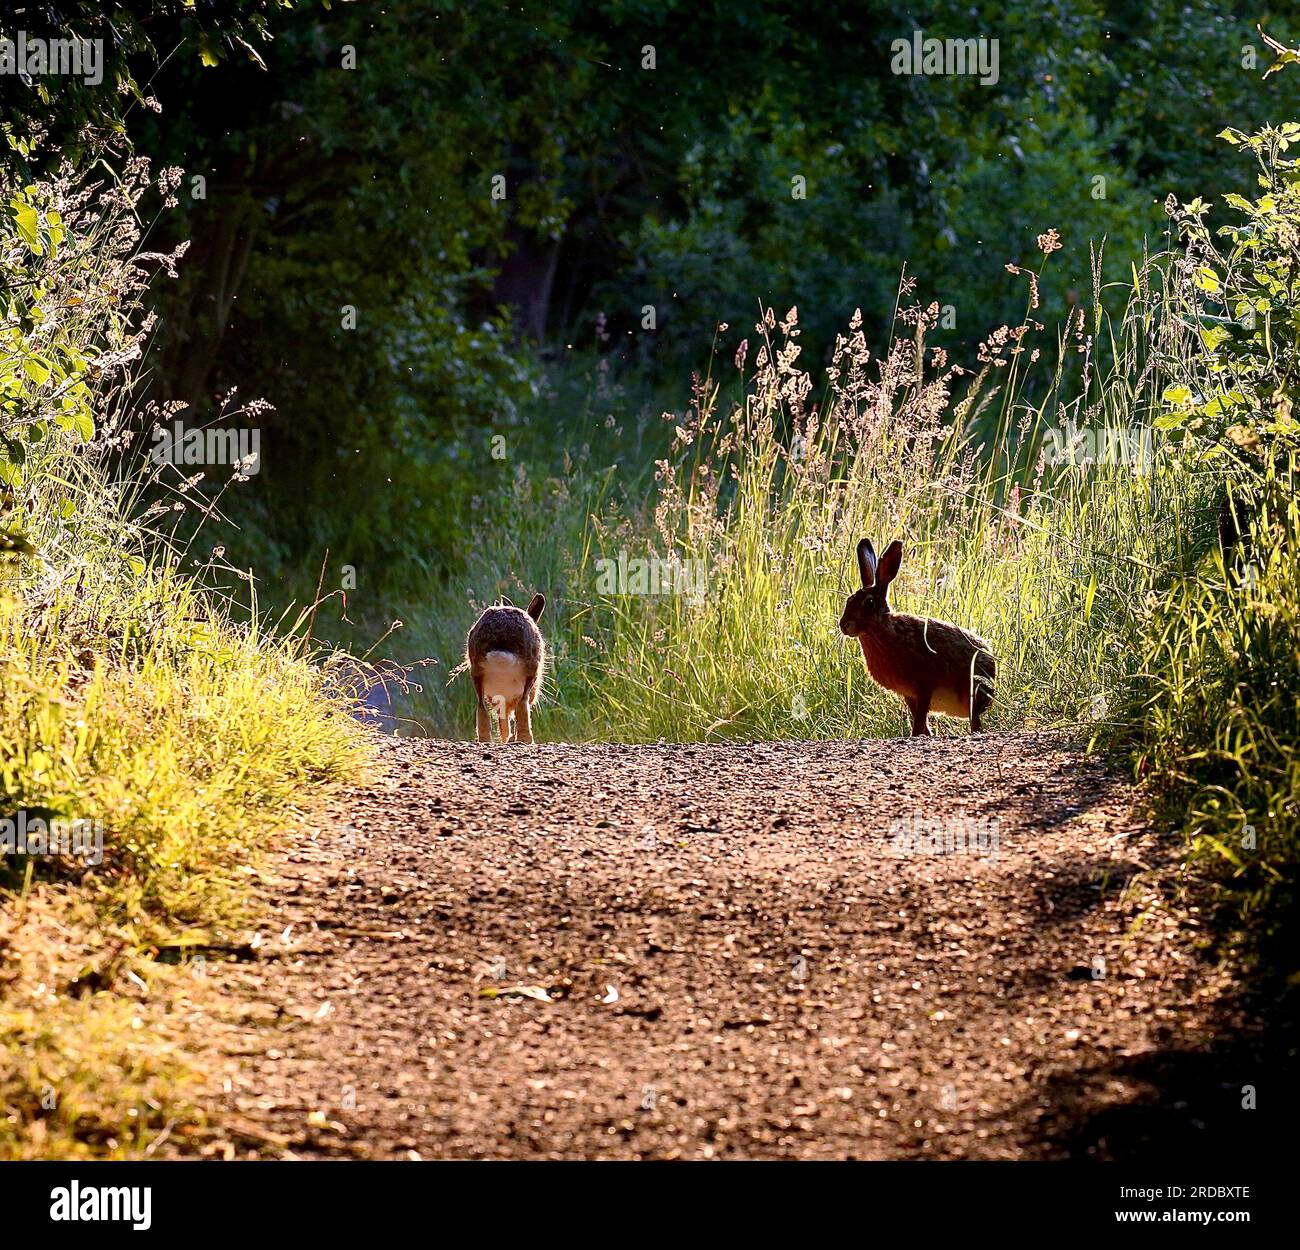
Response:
[190,733,1263,1160]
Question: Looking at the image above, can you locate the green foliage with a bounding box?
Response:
[1133,453,1299,940]
[0,0,290,159]
[85,1,1293,592]
[1,154,157,543]
[1,135,369,1160]
[1158,124,1300,458]
[1131,116,1300,958]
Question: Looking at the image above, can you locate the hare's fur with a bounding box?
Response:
[466,594,545,743]
[840,539,994,736]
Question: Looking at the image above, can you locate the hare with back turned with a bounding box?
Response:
[465,594,546,743]
[839,538,994,736]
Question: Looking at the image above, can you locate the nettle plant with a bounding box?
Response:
[1159,123,1300,462]
[0,148,181,555]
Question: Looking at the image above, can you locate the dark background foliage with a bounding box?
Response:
[3,0,1296,602]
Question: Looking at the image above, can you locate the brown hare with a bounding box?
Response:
[465,594,546,743]
[839,538,994,736]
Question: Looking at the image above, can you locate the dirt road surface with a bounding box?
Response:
[189,734,1267,1160]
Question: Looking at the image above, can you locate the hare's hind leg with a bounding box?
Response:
[473,675,491,743]
[906,693,932,738]
[515,696,533,744]
[970,664,994,733]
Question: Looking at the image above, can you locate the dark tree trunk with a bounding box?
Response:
[153,174,263,412]
[490,225,560,342]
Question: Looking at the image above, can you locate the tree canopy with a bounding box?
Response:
[5,1,1296,580]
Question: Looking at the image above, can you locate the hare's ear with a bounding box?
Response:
[526,593,546,621]
[500,595,514,607]
[877,540,903,593]
[856,538,877,588]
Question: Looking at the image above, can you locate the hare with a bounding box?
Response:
[465,594,546,743]
[839,538,994,736]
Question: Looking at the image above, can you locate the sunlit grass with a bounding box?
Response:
[552,252,1204,744]
[1,149,373,1159]
[0,507,371,1156]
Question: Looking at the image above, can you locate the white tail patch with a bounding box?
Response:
[480,650,526,711]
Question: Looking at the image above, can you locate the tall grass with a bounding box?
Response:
[1132,458,1299,944]
[415,241,1213,746]
[1119,121,1300,954]
[566,262,1197,741]
[1,144,370,1156]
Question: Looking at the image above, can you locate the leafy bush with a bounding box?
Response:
[1133,121,1300,954]
[1159,123,1300,456]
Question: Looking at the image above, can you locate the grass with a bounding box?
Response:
[1127,453,1300,965]
[0,481,372,1157]
[0,146,372,1158]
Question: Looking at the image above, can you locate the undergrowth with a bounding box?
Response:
[0,144,369,1157]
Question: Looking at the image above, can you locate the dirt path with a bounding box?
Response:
[188,734,1264,1160]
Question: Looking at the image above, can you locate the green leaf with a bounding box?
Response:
[8,198,41,252]
[1262,47,1300,80]
[1193,266,1221,294]
[44,209,65,250]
